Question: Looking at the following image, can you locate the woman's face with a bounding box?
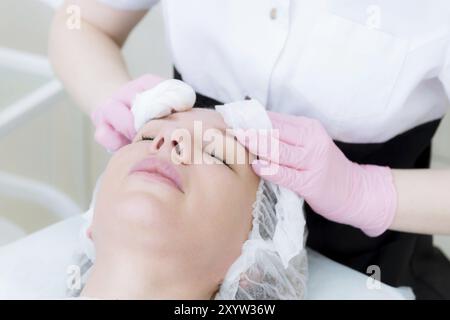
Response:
[91,109,259,296]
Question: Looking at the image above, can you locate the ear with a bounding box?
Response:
[238,273,253,290]
[86,226,93,240]
[239,268,263,290]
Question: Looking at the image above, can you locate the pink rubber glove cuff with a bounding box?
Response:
[318,163,398,237]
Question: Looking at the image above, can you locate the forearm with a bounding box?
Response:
[49,4,133,114]
[390,168,450,235]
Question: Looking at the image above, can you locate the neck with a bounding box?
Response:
[80,254,214,299]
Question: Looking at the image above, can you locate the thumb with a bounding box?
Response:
[94,124,130,152]
[252,159,304,195]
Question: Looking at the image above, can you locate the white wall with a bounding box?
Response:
[0,1,172,232]
[1,1,449,254]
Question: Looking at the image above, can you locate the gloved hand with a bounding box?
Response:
[91,74,164,151]
[236,111,397,237]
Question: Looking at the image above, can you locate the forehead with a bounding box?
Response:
[142,108,227,131]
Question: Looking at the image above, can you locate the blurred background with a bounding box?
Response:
[0,0,449,255]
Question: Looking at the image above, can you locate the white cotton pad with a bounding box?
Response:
[215,99,272,131]
[131,79,196,131]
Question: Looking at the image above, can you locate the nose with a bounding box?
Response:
[148,128,190,164]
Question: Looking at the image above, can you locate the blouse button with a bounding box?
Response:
[270,8,278,20]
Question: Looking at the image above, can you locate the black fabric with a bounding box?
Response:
[174,68,450,299]
[174,68,222,109]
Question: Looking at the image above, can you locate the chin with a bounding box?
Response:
[111,191,179,229]
[109,192,183,257]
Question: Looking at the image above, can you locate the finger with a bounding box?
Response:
[234,129,273,158]
[267,111,312,127]
[113,75,164,107]
[251,160,306,194]
[277,140,308,169]
[102,101,137,140]
[134,74,165,91]
[268,114,310,147]
[94,123,130,152]
[235,130,307,168]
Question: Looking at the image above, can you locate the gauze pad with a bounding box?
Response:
[131,79,196,131]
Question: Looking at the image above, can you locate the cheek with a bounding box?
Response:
[92,191,187,259]
[91,174,184,255]
[103,142,145,180]
[186,165,258,238]
[181,170,255,271]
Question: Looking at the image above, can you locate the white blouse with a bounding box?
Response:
[99,0,450,143]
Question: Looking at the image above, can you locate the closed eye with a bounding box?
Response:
[209,151,231,169]
[141,135,155,141]
[141,135,232,169]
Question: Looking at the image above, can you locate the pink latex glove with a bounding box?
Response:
[237,112,398,237]
[91,74,165,151]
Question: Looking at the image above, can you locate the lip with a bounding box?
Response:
[129,156,184,193]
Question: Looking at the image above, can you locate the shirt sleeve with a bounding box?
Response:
[97,0,159,10]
